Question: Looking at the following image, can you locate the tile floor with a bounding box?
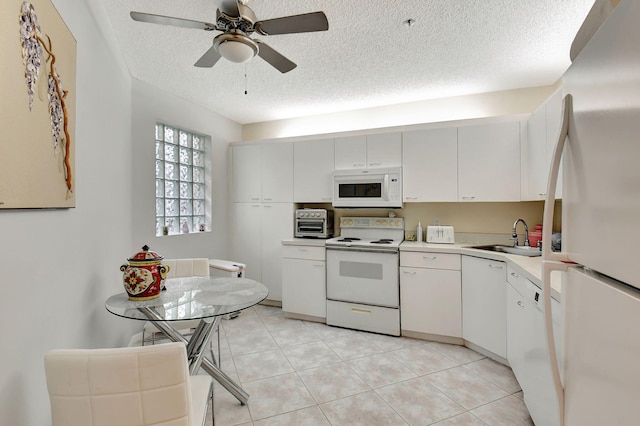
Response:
[203,305,533,426]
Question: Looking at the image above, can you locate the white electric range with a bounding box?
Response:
[325,217,404,336]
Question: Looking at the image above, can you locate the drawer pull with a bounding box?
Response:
[351,307,372,315]
[461,196,476,200]
[423,256,437,260]
[488,264,503,269]
[402,270,417,275]
[298,248,309,252]
[510,272,519,278]
[313,264,324,268]
[517,300,525,308]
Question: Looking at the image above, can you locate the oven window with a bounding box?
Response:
[339,261,383,280]
[338,183,382,198]
[297,220,324,232]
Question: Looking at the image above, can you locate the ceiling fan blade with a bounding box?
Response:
[130,11,216,31]
[194,45,222,68]
[255,11,328,36]
[255,40,297,73]
[214,0,240,17]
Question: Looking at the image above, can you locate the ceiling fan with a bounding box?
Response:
[130,0,328,73]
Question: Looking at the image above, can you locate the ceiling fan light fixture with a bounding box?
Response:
[214,32,258,63]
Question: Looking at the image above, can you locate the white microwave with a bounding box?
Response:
[332,167,403,208]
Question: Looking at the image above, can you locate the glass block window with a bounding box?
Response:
[155,123,209,236]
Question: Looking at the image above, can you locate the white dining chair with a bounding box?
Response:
[141,258,211,346]
[44,342,213,426]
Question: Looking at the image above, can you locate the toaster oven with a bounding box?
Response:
[294,209,334,238]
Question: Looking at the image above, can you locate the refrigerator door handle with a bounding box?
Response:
[542,260,569,426]
[542,94,572,262]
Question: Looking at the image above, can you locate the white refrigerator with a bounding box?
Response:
[542,0,640,425]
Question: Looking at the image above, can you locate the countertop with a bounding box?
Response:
[282,238,562,301]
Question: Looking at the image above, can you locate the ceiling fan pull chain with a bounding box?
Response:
[244,63,248,95]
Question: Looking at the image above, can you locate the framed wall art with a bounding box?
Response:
[0,0,76,209]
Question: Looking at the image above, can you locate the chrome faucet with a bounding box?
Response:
[511,218,530,247]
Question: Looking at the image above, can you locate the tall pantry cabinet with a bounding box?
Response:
[230,143,294,303]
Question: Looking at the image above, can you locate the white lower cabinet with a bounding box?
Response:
[282,245,326,320]
[400,252,462,339]
[461,255,507,359]
[230,202,293,303]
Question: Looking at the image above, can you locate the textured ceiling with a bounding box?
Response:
[96,0,594,124]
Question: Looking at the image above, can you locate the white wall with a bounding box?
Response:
[0,0,133,425]
[131,80,241,259]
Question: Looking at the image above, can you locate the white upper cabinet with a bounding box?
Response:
[402,128,458,202]
[334,133,401,169]
[524,89,563,201]
[366,133,402,168]
[525,105,548,200]
[545,90,563,199]
[458,121,521,201]
[293,139,334,202]
[334,135,367,169]
[232,143,293,203]
[232,144,261,202]
[262,143,293,202]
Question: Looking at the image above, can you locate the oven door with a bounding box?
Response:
[326,247,399,308]
[295,218,327,238]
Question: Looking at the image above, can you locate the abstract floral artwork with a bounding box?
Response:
[0,0,76,209]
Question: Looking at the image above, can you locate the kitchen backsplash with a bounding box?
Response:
[299,200,562,237]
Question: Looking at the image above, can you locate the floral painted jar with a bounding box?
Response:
[120,245,170,300]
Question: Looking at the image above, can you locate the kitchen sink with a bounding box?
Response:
[468,244,542,257]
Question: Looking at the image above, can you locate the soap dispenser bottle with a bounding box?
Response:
[416,222,423,242]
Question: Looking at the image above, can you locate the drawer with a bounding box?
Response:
[400,251,461,270]
[326,300,400,336]
[282,245,325,261]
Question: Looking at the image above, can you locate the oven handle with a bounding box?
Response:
[326,246,399,255]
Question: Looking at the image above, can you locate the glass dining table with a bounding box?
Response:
[105,276,268,405]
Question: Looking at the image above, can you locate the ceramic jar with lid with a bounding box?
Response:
[120,245,170,300]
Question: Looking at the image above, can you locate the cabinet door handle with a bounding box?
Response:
[297,248,308,252]
[321,197,332,201]
[517,300,525,308]
[263,198,272,201]
[313,264,324,268]
[402,270,417,275]
[251,197,260,201]
[538,193,547,196]
[510,272,519,278]
[405,196,418,200]
[263,205,272,208]
[488,264,503,269]
[461,196,476,200]
[251,204,260,208]
[369,162,382,166]
[351,307,372,315]
[422,256,437,260]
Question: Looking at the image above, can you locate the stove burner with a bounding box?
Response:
[371,239,394,244]
[337,237,361,242]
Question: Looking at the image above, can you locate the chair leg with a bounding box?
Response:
[210,383,215,426]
